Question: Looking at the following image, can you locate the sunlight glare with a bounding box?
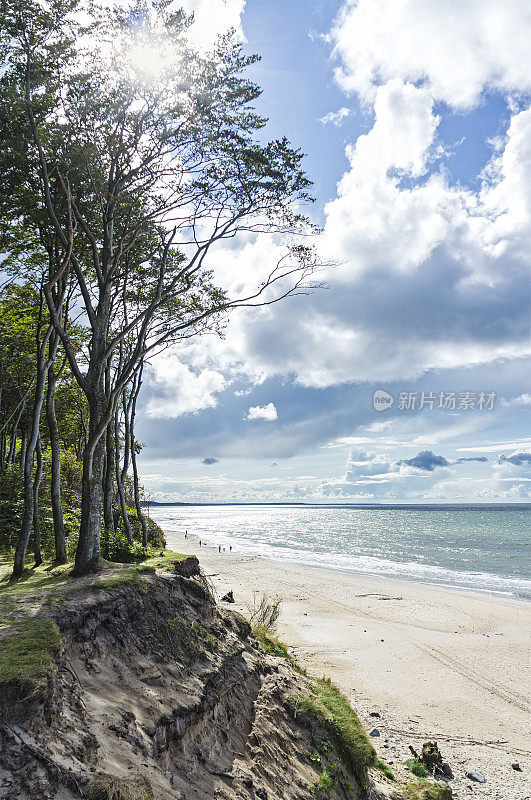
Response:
[130,41,169,78]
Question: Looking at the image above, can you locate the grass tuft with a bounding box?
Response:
[403,781,452,800]
[406,758,429,778]
[376,757,396,781]
[252,626,307,675]
[0,618,61,686]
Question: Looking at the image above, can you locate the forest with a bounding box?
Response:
[0,0,319,578]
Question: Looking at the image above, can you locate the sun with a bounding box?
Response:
[129,40,169,78]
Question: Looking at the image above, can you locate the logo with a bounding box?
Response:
[373,389,394,412]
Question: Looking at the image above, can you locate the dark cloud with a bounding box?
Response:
[202,457,219,465]
[455,456,488,463]
[497,452,531,466]
[398,450,449,471]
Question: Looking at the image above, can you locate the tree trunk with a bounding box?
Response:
[114,404,133,544]
[74,426,105,574]
[46,355,67,564]
[19,428,27,469]
[129,368,148,548]
[32,435,43,566]
[7,402,24,465]
[12,348,50,577]
[102,422,115,557]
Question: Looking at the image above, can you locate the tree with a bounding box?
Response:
[1,0,322,574]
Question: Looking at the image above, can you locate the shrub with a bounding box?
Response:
[248,592,281,632]
[406,758,429,778]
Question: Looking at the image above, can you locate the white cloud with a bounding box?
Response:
[181,0,246,50]
[501,393,531,407]
[331,0,531,108]
[245,402,278,422]
[318,107,351,126]
[146,354,227,417]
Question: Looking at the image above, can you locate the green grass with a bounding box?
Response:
[0,551,189,603]
[254,627,395,785]
[294,676,379,780]
[406,758,429,778]
[376,757,396,781]
[0,618,61,686]
[252,625,307,675]
[403,781,452,800]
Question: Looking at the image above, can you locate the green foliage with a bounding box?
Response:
[308,763,338,794]
[376,758,396,781]
[0,465,24,552]
[406,759,429,778]
[106,527,150,564]
[113,506,166,549]
[253,626,290,658]
[403,782,452,800]
[0,618,61,686]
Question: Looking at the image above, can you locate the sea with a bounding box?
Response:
[149,504,531,601]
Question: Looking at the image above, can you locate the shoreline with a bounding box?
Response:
[164,527,531,800]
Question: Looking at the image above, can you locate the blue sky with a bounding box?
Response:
[137,0,531,503]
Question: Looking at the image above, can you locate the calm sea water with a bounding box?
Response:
[149,504,531,600]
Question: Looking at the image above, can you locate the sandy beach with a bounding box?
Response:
[164,528,531,800]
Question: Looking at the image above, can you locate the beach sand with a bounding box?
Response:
[164,529,531,800]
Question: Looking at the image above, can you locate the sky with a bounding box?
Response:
[137,0,531,504]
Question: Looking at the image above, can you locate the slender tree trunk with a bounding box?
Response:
[102,422,115,557]
[114,403,133,544]
[46,354,67,564]
[32,435,43,566]
[19,428,27,469]
[129,368,148,548]
[7,402,24,465]
[13,338,51,577]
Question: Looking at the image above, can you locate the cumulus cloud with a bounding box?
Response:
[498,451,531,466]
[202,457,219,465]
[398,450,449,471]
[245,403,278,422]
[318,107,351,126]
[331,0,531,108]
[145,354,227,418]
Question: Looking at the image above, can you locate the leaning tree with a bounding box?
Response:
[1,0,322,575]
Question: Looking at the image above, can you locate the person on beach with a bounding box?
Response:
[218,545,221,553]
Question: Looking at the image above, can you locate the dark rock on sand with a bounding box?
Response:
[511,762,522,771]
[369,728,380,737]
[221,590,235,603]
